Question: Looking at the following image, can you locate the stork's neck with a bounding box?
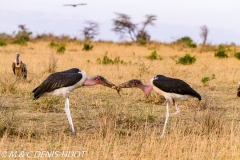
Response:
[83,78,98,86]
[140,82,153,97]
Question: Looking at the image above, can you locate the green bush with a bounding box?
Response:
[102,55,114,64]
[49,41,59,47]
[82,43,93,51]
[57,44,66,53]
[96,54,126,65]
[201,74,215,85]
[214,45,228,58]
[234,52,240,60]
[12,25,32,45]
[0,40,7,46]
[49,41,66,54]
[137,39,147,45]
[12,36,29,45]
[201,77,210,84]
[178,54,196,65]
[174,36,197,48]
[145,50,162,60]
[188,43,197,48]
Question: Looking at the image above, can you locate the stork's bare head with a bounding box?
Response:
[89,75,115,88]
[83,75,120,95]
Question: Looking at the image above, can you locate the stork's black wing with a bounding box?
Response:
[59,68,80,74]
[153,75,201,100]
[32,73,83,100]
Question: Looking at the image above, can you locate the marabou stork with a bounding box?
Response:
[32,68,117,135]
[116,75,201,137]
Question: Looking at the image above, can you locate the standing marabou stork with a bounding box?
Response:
[32,68,117,135]
[116,75,201,137]
[12,52,27,80]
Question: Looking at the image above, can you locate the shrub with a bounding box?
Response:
[56,44,66,53]
[234,52,240,60]
[148,114,155,122]
[101,55,114,64]
[173,36,197,48]
[12,36,29,45]
[49,41,59,47]
[0,40,7,46]
[12,25,32,45]
[201,74,215,85]
[137,39,147,45]
[145,50,162,60]
[82,43,93,51]
[49,41,66,54]
[96,54,126,65]
[201,77,210,84]
[214,45,228,58]
[178,54,196,65]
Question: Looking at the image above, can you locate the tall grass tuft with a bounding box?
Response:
[48,54,58,73]
[0,78,18,94]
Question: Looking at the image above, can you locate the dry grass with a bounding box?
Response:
[0,41,240,159]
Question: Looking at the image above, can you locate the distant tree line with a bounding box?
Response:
[0,13,211,48]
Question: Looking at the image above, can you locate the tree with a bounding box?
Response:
[81,21,99,41]
[12,24,32,45]
[112,13,157,42]
[200,25,209,52]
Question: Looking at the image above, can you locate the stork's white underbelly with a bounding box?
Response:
[152,85,190,99]
[44,86,77,97]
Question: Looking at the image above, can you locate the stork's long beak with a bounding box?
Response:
[112,80,133,96]
[116,80,133,88]
[101,77,121,96]
[99,77,114,88]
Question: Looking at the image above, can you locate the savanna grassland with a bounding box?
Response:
[0,41,240,159]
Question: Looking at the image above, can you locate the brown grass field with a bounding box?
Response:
[0,41,240,159]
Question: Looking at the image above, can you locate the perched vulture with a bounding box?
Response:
[12,52,27,80]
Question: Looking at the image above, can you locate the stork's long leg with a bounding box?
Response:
[170,103,180,116]
[64,97,76,135]
[160,101,170,138]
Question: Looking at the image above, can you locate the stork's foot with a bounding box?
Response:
[72,131,77,136]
